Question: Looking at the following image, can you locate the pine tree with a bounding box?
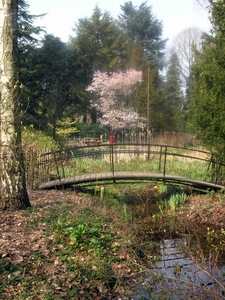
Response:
[163,53,184,132]
[118,1,167,68]
[72,6,124,72]
[188,0,225,160]
[18,0,45,126]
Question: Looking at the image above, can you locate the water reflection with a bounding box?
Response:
[134,238,225,300]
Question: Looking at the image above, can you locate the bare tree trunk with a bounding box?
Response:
[0,0,30,210]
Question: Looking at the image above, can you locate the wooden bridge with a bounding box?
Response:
[38,143,225,192]
[39,171,224,191]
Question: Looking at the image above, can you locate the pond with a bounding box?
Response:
[125,191,225,299]
[133,238,225,299]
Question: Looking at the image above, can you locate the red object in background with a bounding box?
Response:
[109,136,115,144]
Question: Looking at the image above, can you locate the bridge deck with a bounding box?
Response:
[39,171,224,191]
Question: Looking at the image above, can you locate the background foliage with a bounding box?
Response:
[17,0,225,163]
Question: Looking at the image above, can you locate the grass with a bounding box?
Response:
[58,155,210,184]
[37,142,222,193]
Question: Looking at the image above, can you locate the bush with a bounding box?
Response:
[78,123,109,139]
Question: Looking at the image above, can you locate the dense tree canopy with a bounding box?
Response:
[24,34,85,138]
[5,0,225,210]
[163,53,184,132]
[36,35,74,138]
[188,0,225,160]
[18,0,46,126]
[18,0,217,142]
[118,1,167,68]
[69,2,168,130]
[18,0,45,48]
[72,6,125,72]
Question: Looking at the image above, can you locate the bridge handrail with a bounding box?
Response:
[37,143,225,186]
[39,143,210,155]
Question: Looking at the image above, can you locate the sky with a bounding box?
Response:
[28,0,211,46]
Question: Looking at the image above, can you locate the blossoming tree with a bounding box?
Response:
[86,69,145,133]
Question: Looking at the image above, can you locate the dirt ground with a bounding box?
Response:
[0,190,91,265]
[181,192,225,229]
[1,189,225,263]
[1,189,225,299]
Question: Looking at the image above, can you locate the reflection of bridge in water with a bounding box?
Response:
[38,143,225,192]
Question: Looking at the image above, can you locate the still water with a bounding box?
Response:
[132,239,225,300]
[126,199,225,299]
[133,238,225,299]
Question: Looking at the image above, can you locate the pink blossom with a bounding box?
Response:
[86,69,145,132]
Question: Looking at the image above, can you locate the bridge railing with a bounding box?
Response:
[36,143,225,187]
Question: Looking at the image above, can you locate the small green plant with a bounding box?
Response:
[65,222,87,244]
[206,227,215,243]
[157,199,168,213]
[168,193,187,211]
[156,192,187,214]
[206,227,225,252]
[173,262,183,276]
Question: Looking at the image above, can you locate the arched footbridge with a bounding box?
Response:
[38,143,225,192]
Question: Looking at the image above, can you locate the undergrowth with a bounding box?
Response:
[0,195,146,299]
[1,187,225,299]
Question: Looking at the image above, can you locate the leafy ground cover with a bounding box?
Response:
[0,189,148,299]
[1,187,225,299]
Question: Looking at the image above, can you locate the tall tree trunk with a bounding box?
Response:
[0,0,30,210]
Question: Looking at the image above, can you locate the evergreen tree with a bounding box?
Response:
[18,0,45,48]
[163,52,184,132]
[17,1,90,135]
[72,6,125,72]
[18,0,45,126]
[118,1,167,132]
[188,0,225,160]
[32,35,77,138]
[118,1,167,68]
[70,6,127,123]
[133,65,165,132]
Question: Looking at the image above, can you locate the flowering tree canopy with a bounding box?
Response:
[86,69,145,132]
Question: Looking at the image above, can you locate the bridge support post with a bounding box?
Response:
[163,146,167,184]
[159,145,163,172]
[110,144,115,175]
